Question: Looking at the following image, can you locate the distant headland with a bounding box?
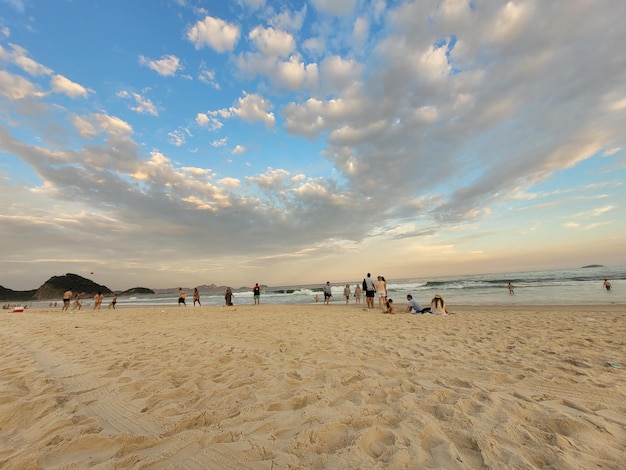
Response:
[581,264,605,268]
[1,273,258,302]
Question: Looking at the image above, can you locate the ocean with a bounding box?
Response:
[79,265,626,309]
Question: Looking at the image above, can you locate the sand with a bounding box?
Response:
[1,303,625,469]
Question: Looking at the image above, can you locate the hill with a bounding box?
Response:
[120,287,155,295]
[33,273,113,300]
[0,286,37,302]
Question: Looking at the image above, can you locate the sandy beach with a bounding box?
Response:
[1,304,625,469]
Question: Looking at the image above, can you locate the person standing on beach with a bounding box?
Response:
[354,284,362,304]
[62,288,72,311]
[71,293,82,312]
[507,282,515,295]
[323,281,332,304]
[93,292,103,310]
[178,288,186,306]
[253,283,261,305]
[363,273,376,309]
[376,276,387,311]
[225,287,233,306]
[193,288,201,306]
[108,293,117,309]
[343,284,351,304]
[603,279,612,291]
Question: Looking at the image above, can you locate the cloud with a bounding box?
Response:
[187,16,240,52]
[232,145,246,154]
[117,90,158,116]
[0,43,52,76]
[0,70,43,99]
[249,26,296,58]
[139,54,182,76]
[50,74,89,98]
[310,0,357,16]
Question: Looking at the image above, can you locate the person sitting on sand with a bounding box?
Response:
[385,299,395,314]
[405,294,431,314]
[430,294,451,315]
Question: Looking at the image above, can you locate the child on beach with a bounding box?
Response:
[354,284,361,304]
[384,299,395,314]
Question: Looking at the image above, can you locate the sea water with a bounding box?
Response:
[110,265,625,308]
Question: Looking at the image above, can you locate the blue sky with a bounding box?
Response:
[1,0,625,290]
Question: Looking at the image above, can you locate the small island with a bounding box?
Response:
[581,264,604,268]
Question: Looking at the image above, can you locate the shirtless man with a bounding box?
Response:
[62,288,72,311]
[603,279,612,291]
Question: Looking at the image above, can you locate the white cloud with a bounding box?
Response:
[211,137,227,147]
[352,17,368,51]
[50,74,89,98]
[310,0,357,16]
[249,26,296,58]
[0,70,42,99]
[232,145,246,154]
[0,44,52,76]
[187,16,240,52]
[269,7,307,31]
[196,112,223,131]
[198,67,220,89]
[117,90,158,116]
[168,130,186,147]
[139,54,182,76]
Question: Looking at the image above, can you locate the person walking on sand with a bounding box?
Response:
[71,293,82,312]
[62,288,72,311]
[343,284,351,304]
[193,288,201,306]
[323,281,332,304]
[354,284,362,304]
[178,288,186,306]
[93,292,104,310]
[253,283,261,305]
[363,273,376,309]
[603,279,612,291]
[507,282,515,295]
[108,293,117,309]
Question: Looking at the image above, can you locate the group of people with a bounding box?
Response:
[176,283,261,307]
[61,289,117,311]
[319,273,452,316]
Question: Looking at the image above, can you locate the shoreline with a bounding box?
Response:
[2,304,625,468]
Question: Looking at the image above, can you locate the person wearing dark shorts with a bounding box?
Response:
[178,288,186,306]
[363,273,376,309]
[323,281,332,305]
[62,288,72,311]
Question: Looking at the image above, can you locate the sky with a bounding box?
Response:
[1,0,625,291]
